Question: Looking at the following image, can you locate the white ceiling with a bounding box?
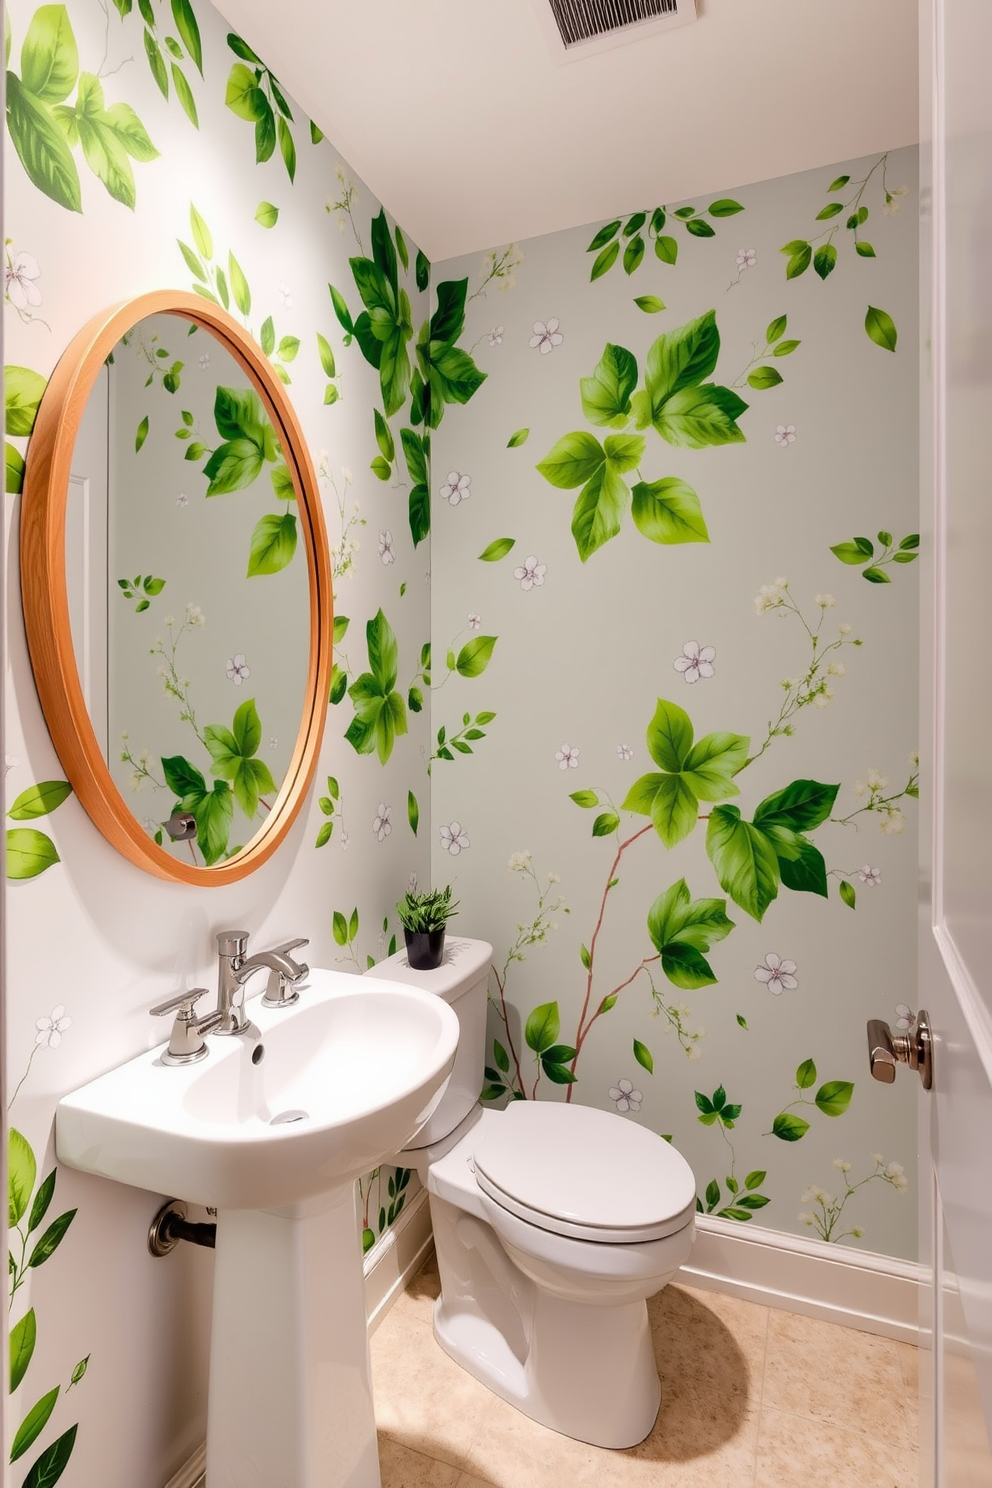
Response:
[213,0,919,263]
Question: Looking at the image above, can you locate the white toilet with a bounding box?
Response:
[366,936,697,1449]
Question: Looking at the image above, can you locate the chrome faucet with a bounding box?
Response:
[214,931,310,1035]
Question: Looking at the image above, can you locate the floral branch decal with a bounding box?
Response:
[830,528,919,584]
[798,1155,908,1243]
[832,759,919,836]
[767,1057,854,1143]
[585,198,745,281]
[779,154,905,350]
[731,314,802,393]
[6,4,160,213]
[224,31,298,181]
[537,310,748,562]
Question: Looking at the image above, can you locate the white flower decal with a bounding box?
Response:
[513,555,547,591]
[198,351,211,371]
[4,251,42,310]
[882,186,909,216]
[609,1078,642,1114]
[269,736,278,750]
[277,282,293,309]
[554,743,579,770]
[895,1003,915,1032]
[440,821,470,855]
[774,424,797,447]
[754,953,798,994]
[467,611,482,630]
[616,743,634,761]
[378,530,395,564]
[185,602,205,627]
[439,471,471,506]
[529,318,563,355]
[735,248,757,270]
[36,1005,72,1048]
[176,491,189,508]
[815,593,836,608]
[226,653,250,685]
[372,802,392,842]
[858,865,882,886]
[673,640,715,684]
[488,326,504,346]
[508,850,532,871]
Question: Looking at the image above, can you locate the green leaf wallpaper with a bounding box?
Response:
[430,146,920,1266]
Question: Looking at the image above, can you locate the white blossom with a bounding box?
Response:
[378,530,395,564]
[372,802,392,842]
[35,1005,72,1048]
[832,1158,853,1173]
[440,821,470,855]
[882,186,909,216]
[508,850,532,872]
[439,471,471,506]
[513,555,547,591]
[774,424,797,447]
[736,248,757,270]
[226,653,250,685]
[4,251,42,310]
[529,318,564,355]
[838,622,853,635]
[866,768,889,791]
[673,639,715,684]
[617,743,634,761]
[198,352,210,371]
[858,864,882,886]
[488,326,504,346]
[554,743,579,770]
[815,593,835,608]
[895,1003,914,1031]
[754,952,798,994]
[467,612,481,630]
[185,602,205,627]
[608,1078,642,1114]
[176,491,189,508]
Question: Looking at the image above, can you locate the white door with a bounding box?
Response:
[917,0,992,1482]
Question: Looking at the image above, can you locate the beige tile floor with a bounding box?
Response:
[370,1251,920,1488]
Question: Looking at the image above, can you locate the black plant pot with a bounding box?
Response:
[404,928,445,970]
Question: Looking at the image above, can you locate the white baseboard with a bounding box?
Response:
[163,1443,204,1488]
[684,1214,924,1344]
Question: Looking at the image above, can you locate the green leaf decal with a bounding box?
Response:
[7,780,72,820]
[10,1387,60,1462]
[645,697,693,772]
[747,366,783,391]
[784,243,812,279]
[630,478,709,546]
[815,1080,854,1116]
[478,538,515,562]
[706,805,780,922]
[771,1112,810,1142]
[135,415,149,452]
[5,366,49,437]
[766,315,787,343]
[9,1130,37,1226]
[708,198,744,217]
[633,1039,654,1074]
[6,441,26,494]
[170,61,198,126]
[6,828,60,879]
[579,343,638,429]
[634,295,666,313]
[507,427,529,448]
[753,779,839,834]
[229,253,251,316]
[525,1001,560,1054]
[590,241,620,280]
[28,1208,76,1267]
[536,431,605,489]
[840,879,856,909]
[28,1169,56,1235]
[247,512,297,576]
[407,790,419,836]
[862,566,891,584]
[21,5,78,102]
[171,0,202,71]
[865,305,898,352]
[21,1423,78,1488]
[591,812,619,837]
[654,235,678,265]
[570,459,631,563]
[6,74,82,212]
[623,235,645,274]
[587,219,621,252]
[813,244,838,280]
[10,1308,37,1392]
[796,1058,817,1089]
[255,200,278,228]
[455,635,497,678]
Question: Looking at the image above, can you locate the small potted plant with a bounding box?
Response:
[396,885,458,970]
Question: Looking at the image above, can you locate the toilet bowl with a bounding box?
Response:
[365,937,697,1449]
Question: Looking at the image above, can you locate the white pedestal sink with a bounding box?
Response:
[56,969,459,1488]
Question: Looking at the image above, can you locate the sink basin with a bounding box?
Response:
[56,967,459,1210]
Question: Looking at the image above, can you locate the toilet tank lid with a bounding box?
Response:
[472,1101,697,1234]
[364,936,493,1004]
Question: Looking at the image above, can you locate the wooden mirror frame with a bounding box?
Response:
[20,290,333,885]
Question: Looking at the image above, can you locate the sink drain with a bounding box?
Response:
[270,1109,308,1125]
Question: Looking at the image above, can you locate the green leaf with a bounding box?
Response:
[685,218,716,238]
[623,211,646,236]
[570,461,631,562]
[623,235,645,274]
[747,366,783,391]
[189,203,212,259]
[592,812,619,837]
[865,305,898,352]
[270,462,295,500]
[229,252,251,316]
[813,243,838,280]
[252,93,276,162]
[406,790,419,836]
[277,114,296,181]
[5,74,82,212]
[633,1039,654,1074]
[143,28,168,97]
[203,439,263,495]
[900,533,920,550]
[753,779,839,833]
[839,879,856,909]
[68,1354,89,1387]
[6,441,25,494]
[862,566,891,584]
[570,789,599,808]
[828,174,850,191]
[579,342,638,429]
[705,1179,720,1208]
[736,1014,748,1029]
[28,1170,56,1235]
[21,5,78,103]
[660,942,717,989]
[6,828,60,879]
[255,199,279,229]
[161,754,205,798]
[328,283,354,336]
[541,1060,577,1085]
[373,408,395,462]
[653,383,748,449]
[771,1112,810,1142]
[7,780,71,820]
[247,512,297,576]
[21,1423,77,1488]
[28,1208,76,1267]
[640,309,720,413]
[796,1057,817,1089]
[455,635,497,678]
[314,821,332,848]
[587,219,621,251]
[277,335,299,362]
[10,1387,60,1462]
[10,1309,37,1392]
[332,616,350,644]
[681,731,748,801]
[773,339,800,358]
[536,431,605,490]
[709,198,744,217]
[630,477,709,546]
[9,1130,36,1226]
[524,1001,560,1055]
[766,315,787,343]
[367,608,399,691]
[415,249,429,292]
[579,944,591,970]
[171,0,202,71]
[409,484,430,547]
[170,60,197,126]
[815,1080,854,1116]
[634,295,666,314]
[259,316,275,356]
[706,805,780,921]
[645,697,692,772]
[649,773,700,849]
[646,877,734,955]
[785,244,812,279]
[590,241,620,280]
[655,235,678,265]
[855,240,876,258]
[478,537,515,563]
[815,201,844,220]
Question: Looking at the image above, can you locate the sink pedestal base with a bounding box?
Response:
[207,1186,381,1488]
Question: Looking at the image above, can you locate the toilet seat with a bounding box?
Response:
[472,1101,696,1244]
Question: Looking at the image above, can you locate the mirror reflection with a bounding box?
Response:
[67,312,310,867]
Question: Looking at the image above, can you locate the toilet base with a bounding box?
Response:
[432,1283,661,1449]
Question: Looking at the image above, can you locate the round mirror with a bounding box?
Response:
[20,290,332,884]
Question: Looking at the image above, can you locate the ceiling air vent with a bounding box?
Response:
[539,0,697,59]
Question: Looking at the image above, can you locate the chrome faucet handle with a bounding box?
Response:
[261,940,310,1009]
[151,989,222,1066]
[271,937,309,957]
[216,930,250,958]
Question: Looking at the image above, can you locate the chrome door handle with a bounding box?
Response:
[867,1010,933,1090]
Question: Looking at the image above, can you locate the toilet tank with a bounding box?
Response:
[364,936,493,1147]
